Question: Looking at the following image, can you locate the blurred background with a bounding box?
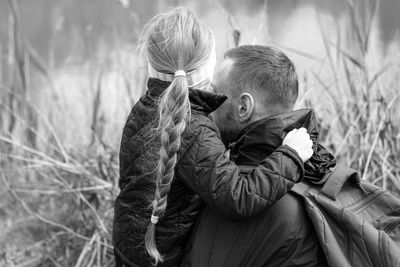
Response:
[0,0,399,266]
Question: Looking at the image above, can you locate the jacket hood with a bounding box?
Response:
[230,109,336,184]
[147,78,227,116]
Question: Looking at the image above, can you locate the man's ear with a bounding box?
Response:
[238,93,255,123]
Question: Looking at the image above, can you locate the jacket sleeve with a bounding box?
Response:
[177,125,304,219]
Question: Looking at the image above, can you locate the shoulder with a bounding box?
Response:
[188,112,219,133]
[267,193,311,233]
[122,94,158,141]
[270,193,304,216]
[181,113,220,145]
[177,113,223,167]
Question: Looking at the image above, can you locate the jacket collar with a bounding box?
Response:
[230,109,336,183]
[147,78,227,116]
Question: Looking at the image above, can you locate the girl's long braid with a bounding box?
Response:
[139,7,214,265]
[144,76,190,265]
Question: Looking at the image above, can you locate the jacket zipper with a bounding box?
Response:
[349,191,385,213]
[381,219,400,233]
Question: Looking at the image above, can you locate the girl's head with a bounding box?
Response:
[140,7,215,265]
[141,7,216,90]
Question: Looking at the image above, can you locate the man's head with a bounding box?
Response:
[211,45,298,145]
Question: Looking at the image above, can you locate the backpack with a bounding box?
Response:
[291,165,400,267]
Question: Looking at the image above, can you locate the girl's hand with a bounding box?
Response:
[283,127,314,162]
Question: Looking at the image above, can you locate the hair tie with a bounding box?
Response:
[147,28,215,90]
[151,215,159,224]
[174,70,186,78]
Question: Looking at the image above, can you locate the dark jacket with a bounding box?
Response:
[181,109,335,267]
[113,79,306,267]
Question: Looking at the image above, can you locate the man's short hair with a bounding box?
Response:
[224,45,298,111]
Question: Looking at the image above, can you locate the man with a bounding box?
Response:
[181,45,335,266]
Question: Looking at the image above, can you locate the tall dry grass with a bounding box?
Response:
[302,0,400,193]
[0,0,136,266]
[0,0,399,266]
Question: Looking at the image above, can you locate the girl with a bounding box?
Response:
[113,7,313,267]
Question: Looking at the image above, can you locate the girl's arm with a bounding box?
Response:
[177,124,306,219]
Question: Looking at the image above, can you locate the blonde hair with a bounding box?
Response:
[140,7,215,265]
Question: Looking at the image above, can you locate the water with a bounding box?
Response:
[0,0,398,66]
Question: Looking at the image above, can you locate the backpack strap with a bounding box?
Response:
[291,165,361,200]
[291,181,313,197]
[320,165,360,200]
